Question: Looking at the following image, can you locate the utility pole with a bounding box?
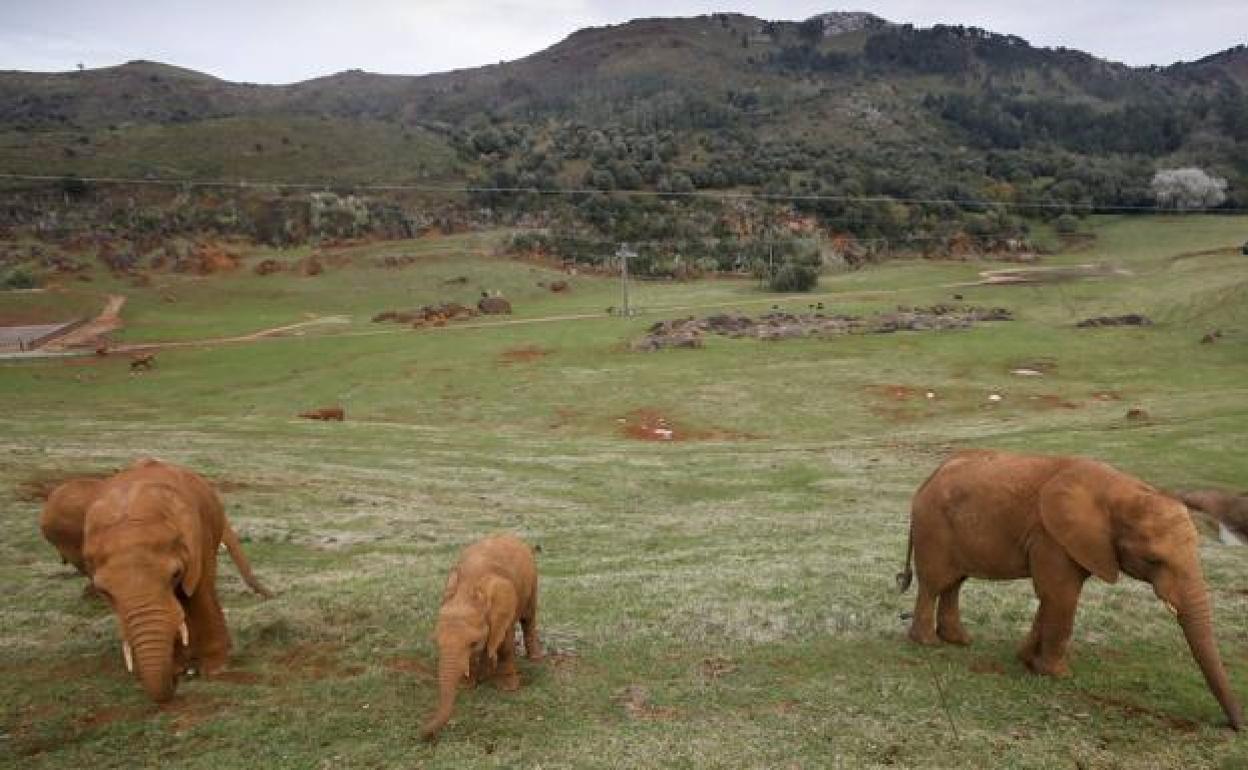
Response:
[616,243,636,316]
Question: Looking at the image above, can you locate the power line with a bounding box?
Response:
[2,172,1245,214]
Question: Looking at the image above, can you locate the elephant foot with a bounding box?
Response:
[496,672,521,692]
[937,626,972,646]
[1022,655,1070,678]
[907,625,941,646]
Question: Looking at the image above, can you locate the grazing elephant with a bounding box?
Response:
[39,477,106,575]
[82,458,264,702]
[421,534,542,740]
[41,474,272,599]
[899,450,1243,730]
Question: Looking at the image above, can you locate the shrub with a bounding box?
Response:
[769,263,819,292]
[2,268,37,289]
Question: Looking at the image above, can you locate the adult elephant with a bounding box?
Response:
[898,449,1243,730]
[83,458,236,702]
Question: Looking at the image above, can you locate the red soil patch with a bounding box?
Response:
[161,695,226,733]
[270,642,364,682]
[499,345,552,364]
[870,384,921,401]
[618,408,756,442]
[77,703,148,729]
[1080,692,1200,733]
[1028,394,1081,409]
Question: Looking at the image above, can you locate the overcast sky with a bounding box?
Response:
[1,1,1245,83]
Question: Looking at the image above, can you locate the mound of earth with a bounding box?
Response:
[478,295,512,314]
[1076,314,1152,328]
[634,305,1012,350]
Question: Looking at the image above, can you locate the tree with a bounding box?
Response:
[1150,168,1228,210]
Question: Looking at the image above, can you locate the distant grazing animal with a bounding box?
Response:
[298,406,345,421]
[900,450,1242,730]
[130,353,155,371]
[82,458,271,702]
[421,534,543,740]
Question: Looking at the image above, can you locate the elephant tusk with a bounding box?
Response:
[1165,601,1179,617]
[179,622,189,647]
[122,641,133,673]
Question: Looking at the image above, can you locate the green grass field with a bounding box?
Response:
[2,216,1247,768]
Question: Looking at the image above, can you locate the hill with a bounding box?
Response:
[1,12,1246,259]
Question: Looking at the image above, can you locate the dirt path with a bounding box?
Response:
[112,316,352,353]
[41,294,126,350]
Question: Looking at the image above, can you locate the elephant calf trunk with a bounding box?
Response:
[421,658,465,741]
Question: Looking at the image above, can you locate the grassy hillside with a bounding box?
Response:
[2,216,1247,767]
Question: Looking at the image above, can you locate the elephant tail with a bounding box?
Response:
[895,520,914,593]
[222,524,274,599]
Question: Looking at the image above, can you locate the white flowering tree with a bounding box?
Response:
[1151,168,1229,210]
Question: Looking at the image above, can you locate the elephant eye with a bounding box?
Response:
[171,569,183,585]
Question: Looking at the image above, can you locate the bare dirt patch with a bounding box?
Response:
[1079,692,1200,733]
[614,684,679,720]
[618,408,755,442]
[1027,394,1081,410]
[499,345,553,365]
[270,642,365,683]
[161,695,227,733]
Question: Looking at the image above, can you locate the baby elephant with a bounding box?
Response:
[421,534,542,740]
[899,450,1242,730]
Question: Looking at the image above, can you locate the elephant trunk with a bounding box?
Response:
[421,650,467,740]
[1176,584,1243,730]
[123,603,177,703]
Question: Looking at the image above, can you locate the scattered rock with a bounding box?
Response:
[372,303,479,326]
[1076,314,1152,328]
[478,294,512,315]
[1200,329,1223,344]
[633,305,1013,350]
[129,353,155,372]
[442,275,469,285]
[1125,407,1150,421]
[300,256,325,277]
[548,280,570,293]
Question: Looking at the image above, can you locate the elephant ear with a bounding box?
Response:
[1039,475,1120,584]
[160,486,204,595]
[479,576,518,658]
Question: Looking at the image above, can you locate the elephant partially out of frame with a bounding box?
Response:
[899,449,1242,730]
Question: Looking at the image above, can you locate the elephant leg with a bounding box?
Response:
[183,582,230,675]
[936,578,971,645]
[494,634,520,692]
[521,593,543,661]
[907,583,942,645]
[908,548,964,646]
[1020,540,1086,677]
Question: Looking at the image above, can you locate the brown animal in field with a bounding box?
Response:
[94,344,109,357]
[298,406,345,421]
[421,535,543,740]
[900,450,1242,730]
[549,280,569,293]
[40,477,106,575]
[41,472,273,600]
[1179,489,1248,543]
[130,353,155,371]
[81,458,272,701]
